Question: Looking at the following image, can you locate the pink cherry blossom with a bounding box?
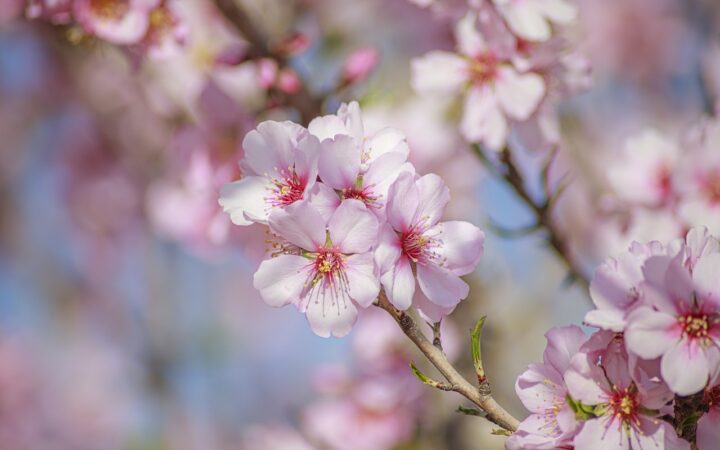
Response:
[219,120,320,226]
[73,0,160,45]
[412,12,545,149]
[675,123,720,233]
[26,0,73,24]
[625,249,720,396]
[507,325,587,450]
[492,0,578,43]
[607,129,679,207]
[375,171,484,315]
[585,240,666,332]
[309,102,412,216]
[342,47,380,84]
[253,200,379,337]
[136,0,187,59]
[564,332,688,450]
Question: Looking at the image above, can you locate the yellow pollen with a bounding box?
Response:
[318,259,333,273]
[619,396,633,416]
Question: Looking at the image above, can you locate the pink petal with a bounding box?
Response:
[584,309,627,332]
[308,114,348,142]
[416,263,469,308]
[305,289,358,338]
[268,201,326,251]
[374,223,402,274]
[572,416,629,450]
[661,339,710,396]
[540,0,577,24]
[496,0,552,42]
[328,199,379,254]
[543,325,586,374]
[411,51,469,94]
[218,176,270,225]
[385,172,420,232]
[515,362,564,413]
[431,221,484,276]
[243,121,305,176]
[362,151,409,191]
[460,85,508,150]
[345,253,379,308]
[294,134,321,188]
[307,182,341,223]
[625,306,679,360]
[253,255,311,307]
[318,134,361,190]
[454,12,487,57]
[693,253,720,310]
[697,409,720,450]
[415,174,450,227]
[413,288,455,323]
[494,67,545,121]
[380,255,415,310]
[364,128,409,162]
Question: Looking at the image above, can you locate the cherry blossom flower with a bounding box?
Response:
[253,200,379,337]
[585,240,667,332]
[136,0,187,58]
[675,123,720,233]
[564,333,688,450]
[219,121,320,226]
[73,0,160,45]
[607,129,679,207]
[492,0,577,43]
[625,249,720,396]
[412,12,545,149]
[26,0,73,24]
[309,102,412,217]
[507,325,587,450]
[375,171,484,316]
[342,47,380,84]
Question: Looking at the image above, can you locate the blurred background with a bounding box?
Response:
[2,0,720,449]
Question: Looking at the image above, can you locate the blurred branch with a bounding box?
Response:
[472,144,590,290]
[213,0,324,124]
[375,292,520,432]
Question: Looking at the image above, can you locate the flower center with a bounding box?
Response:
[609,389,639,423]
[268,167,305,207]
[309,246,347,289]
[89,0,129,20]
[341,185,378,207]
[401,221,443,266]
[680,314,710,340]
[468,53,499,86]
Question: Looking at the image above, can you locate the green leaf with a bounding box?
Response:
[471,316,487,381]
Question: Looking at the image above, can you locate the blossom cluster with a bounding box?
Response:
[412,0,589,151]
[511,227,720,449]
[26,0,186,57]
[605,122,720,237]
[219,102,485,337]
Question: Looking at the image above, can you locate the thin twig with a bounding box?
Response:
[376,292,520,432]
[472,144,590,289]
[213,0,324,124]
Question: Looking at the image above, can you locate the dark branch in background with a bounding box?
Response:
[213,0,324,124]
[472,144,590,290]
[375,292,520,432]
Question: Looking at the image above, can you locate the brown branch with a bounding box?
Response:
[472,144,590,290]
[213,0,324,124]
[376,292,520,432]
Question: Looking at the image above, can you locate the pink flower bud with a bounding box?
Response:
[342,47,380,83]
[276,69,301,94]
[256,58,278,89]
